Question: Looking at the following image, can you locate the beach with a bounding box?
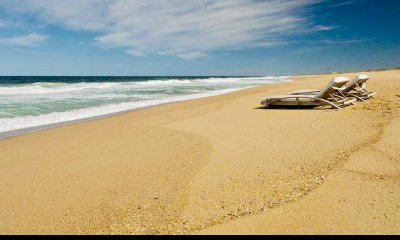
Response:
[0,69,399,234]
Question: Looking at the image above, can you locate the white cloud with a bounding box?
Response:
[125,49,145,57]
[0,0,318,59]
[177,52,207,60]
[0,33,48,47]
[321,39,369,44]
[314,25,336,31]
[0,0,111,31]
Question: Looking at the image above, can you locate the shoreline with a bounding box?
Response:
[0,69,399,234]
[0,87,249,140]
[0,80,290,140]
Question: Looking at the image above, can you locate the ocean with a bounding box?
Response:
[0,76,290,135]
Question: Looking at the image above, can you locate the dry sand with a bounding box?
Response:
[0,69,399,235]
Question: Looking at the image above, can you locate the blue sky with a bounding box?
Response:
[0,0,399,76]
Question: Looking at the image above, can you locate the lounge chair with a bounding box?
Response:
[288,75,376,101]
[261,77,356,109]
[342,75,376,100]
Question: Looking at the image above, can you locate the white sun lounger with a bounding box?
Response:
[342,75,376,100]
[261,77,356,109]
[288,75,376,101]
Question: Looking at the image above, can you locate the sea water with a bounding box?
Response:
[0,76,290,135]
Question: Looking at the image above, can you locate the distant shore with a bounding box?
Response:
[0,69,399,234]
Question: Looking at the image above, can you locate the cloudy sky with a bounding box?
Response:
[0,0,399,76]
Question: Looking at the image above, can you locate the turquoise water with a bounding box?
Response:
[0,76,290,133]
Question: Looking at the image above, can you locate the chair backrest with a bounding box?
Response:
[315,77,349,99]
[343,75,370,92]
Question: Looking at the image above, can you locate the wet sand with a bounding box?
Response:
[0,69,399,234]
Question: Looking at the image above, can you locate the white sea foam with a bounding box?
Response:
[135,79,193,85]
[0,88,243,133]
[0,76,291,134]
[0,82,120,95]
[0,76,284,95]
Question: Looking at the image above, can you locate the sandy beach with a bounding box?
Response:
[0,69,399,235]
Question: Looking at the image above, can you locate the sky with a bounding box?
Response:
[0,0,399,76]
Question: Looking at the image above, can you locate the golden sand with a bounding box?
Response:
[0,69,399,234]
